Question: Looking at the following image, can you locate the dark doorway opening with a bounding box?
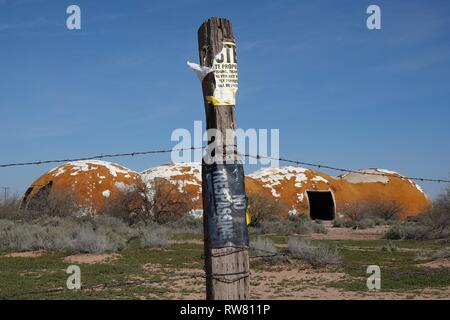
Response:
[306,190,335,220]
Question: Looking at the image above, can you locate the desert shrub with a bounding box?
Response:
[139,224,171,248]
[401,224,436,240]
[250,237,279,259]
[416,248,450,261]
[419,187,450,237]
[357,218,375,229]
[385,222,440,240]
[384,224,403,240]
[365,200,401,221]
[0,216,132,253]
[250,216,327,236]
[99,186,151,224]
[165,216,203,235]
[310,220,327,234]
[381,241,398,252]
[0,196,21,219]
[44,191,79,217]
[333,218,354,228]
[149,180,190,223]
[287,238,339,268]
[340,201,368,222]
[373,217,386,226]
[21,189,80,218]
[340,199,401,223]
[385,185,450,241]
[247,192,287,225]
[332,219,345,228]
[0,195,46,221]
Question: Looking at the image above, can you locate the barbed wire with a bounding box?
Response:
[244,154,450,183]
[0,146,449,183]
[0,147,203,168]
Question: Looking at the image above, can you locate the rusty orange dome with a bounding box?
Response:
[334,168,431,220]
[22,160,147,214]
[141,162,272,218]
[141,162,203,215]
[248,166,431,220]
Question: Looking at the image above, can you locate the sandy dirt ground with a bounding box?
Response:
[143,262,450,300]
[2,225,449,300]
[308,222,389,241]
[4,250,44,258]
[63,253,121,264]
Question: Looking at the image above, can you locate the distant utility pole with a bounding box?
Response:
[0,187,9,203]
[197,17,250,300]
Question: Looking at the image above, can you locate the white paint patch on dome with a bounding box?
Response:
[187,209,203,219]
[377,169,400,175]
[115,181,137,193]
[62,160,135,177]
[50,166,66,177]
[102,190,111,198]
[407,179,426,195]
[288,207,298,217]
[337,168,398,184]
[248,166,309,198]
[297,192,304,203]
[312,176,329,183]
[141,162,202,201]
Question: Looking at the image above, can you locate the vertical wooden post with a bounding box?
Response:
[198,17,250,300]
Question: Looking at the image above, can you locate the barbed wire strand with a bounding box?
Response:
[0,146,448,183]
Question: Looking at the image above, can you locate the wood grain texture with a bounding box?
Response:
[198,17,250,300]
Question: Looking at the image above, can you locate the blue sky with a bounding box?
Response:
[0,0,449,199]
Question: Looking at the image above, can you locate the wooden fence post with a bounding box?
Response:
[197,17,250,300]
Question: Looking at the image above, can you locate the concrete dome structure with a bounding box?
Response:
[140,162,272,218]
[21,160,147,214]
[141,162,203,215]
[22,160,430,221]
[334,168,430,220]
[141,164,430,220]
[249,167,430,220]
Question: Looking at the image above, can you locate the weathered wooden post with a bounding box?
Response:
[197,17,250,300]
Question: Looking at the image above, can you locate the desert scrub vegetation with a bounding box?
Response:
[0,215,181,253]
[381,241,399,252]
[0,216,132,253]
[333,199,402,229]
[385,186,450,240]
[0,196,193,253]
[416,248,450,261]
[249,237,281,260]
[340,199,401,222]
[139,224,171,248]
[249,215,326,236]
[246,192,287,225]
[287,238,340,268]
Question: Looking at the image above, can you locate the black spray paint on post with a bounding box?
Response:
[203,163,249,247]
